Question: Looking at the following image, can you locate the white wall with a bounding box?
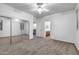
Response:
[76,30,79,50]
[36,10,76,43]
[75,4,79,50]
[52,11,76,43]
[29,19,33,39]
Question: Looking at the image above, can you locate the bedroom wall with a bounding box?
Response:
[36,10,76,43]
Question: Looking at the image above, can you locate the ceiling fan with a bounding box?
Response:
[33,3,49,14]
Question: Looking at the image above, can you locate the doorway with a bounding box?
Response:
[33,22,36,37]
[44,21,51,38]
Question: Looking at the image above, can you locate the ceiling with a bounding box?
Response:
[4,3,76,18]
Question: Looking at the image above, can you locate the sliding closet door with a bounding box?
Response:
[18,20,29,41]
[21,21,29,40]
[11,19,22,44]
[0,17,10,46]
[11,19,29,44]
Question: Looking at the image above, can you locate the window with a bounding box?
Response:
[20,23,24,30]
[0,20,3,31]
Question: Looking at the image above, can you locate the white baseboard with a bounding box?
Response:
[75,43,79,51]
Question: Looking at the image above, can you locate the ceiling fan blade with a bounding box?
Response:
[43,8,49,12]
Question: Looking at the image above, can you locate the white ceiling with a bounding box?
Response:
[4,3,76,18]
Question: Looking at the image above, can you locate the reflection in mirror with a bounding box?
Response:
[0,20,3,31]
[0,17,10,46]
[11,19,29,44]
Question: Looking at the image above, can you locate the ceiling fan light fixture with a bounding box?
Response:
[33,3,49,14]
[37,8,42,14]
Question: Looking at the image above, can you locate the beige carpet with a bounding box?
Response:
[0,35,78,55]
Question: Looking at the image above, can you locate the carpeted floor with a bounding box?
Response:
[0,35,78,55]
